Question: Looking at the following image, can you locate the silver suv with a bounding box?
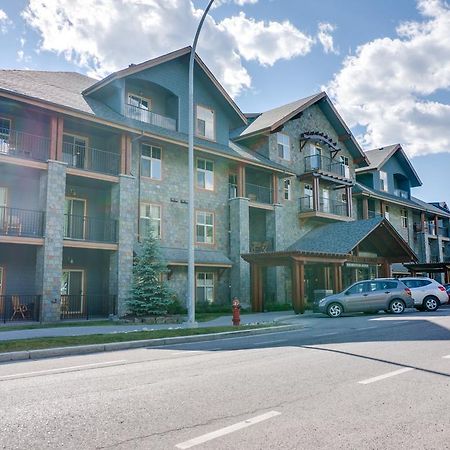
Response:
[314,278,414,318]
[401,277,449,311]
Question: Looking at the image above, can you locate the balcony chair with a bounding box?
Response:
[6,215,22,236]
[11,295,28,320]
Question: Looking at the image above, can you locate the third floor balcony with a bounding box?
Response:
[123,103,177,131]
[303,154,351,179]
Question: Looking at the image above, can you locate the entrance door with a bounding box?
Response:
[64,198,86,240]
[61,270,85,315]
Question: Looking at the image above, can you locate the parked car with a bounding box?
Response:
[443,283,450,302]
[401,277,448,311]
[313,278,413,318]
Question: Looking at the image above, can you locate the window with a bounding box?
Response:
[196,105,215,140]
[384,205,390,221]
[128,93,151,111]
[0,117,10,137]
[307,143,322,170]
[141,144,162,179]
[229,174,238,198]
[196,158,214,190]
[284,179,291,200]
[303,183,313,209]
[401,209,408,228]
[196,211,214,244]
[340,155,350,178]
[140,203,161,239]
[380,171,388,191]
[196,272,214,304]
[277,133,290,160]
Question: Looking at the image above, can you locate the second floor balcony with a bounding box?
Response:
[123,103,177,131]
[0,206,45,238]
[304,155,351,179]
[64,214,118,243]
[299,195,350,221]
[0,128,50,163]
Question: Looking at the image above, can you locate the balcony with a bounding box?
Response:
[304,155,350,179]
[0,206,45,238]
[123,103,177,131]
[394,189,409,199]
[246,182,273,204]
[0,128,50,163]
[64,214,118,243]
[62,142,120,175]
[250,239,273,253]
[299,195,350,221]
[60,294,117,320]
[0,295,41,322]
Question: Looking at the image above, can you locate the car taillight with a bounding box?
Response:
[405,288,412,296]
[438,286,446,292]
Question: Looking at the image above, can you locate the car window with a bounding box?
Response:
[367,282,378,292]
[418,280,432,287]
[378,281,397,290]
[403,280,418,288]
[346,283,366,295]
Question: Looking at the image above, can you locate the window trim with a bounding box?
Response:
[140,202,162,239]
[195,104,216,142]
[195,157,215,191]
[277,132,291,161]
[140,143,162,180]
[195,210,215,245]
[127,92,152,111]
[196,271,215,304]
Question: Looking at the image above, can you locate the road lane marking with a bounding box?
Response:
[0,360,127,381]
[175,411,281,449]
[314,332,338,337]
[355,326,377,331]
[358,368,414,385]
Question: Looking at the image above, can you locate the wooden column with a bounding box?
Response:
[251,263,263,312]
[49,116,58,160]
[291,259,305,314]
[120,134,127,175]
[55,116,64,161]
[346,186,353,217]
[362,197,369,220]
[382,260,392,278]
[237,165,246,198]
[421,212,426,231]
[333,263,340,293]
[337,264,343,292]
[380,201,385,217]
[272,174,279,204]
[313,177,320,211]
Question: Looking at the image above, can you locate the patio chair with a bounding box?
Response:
[6,215,22,235]
[11,295,28,320]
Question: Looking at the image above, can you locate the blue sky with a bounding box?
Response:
[1,0,449,203]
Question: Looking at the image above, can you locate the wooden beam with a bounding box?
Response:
[237,164,245,197]
[251,263,263,312]
[291,259,305,314]
[49,116,58,160]
[56,116,64,161]
[120,134,127,175]
[272,174,279,204]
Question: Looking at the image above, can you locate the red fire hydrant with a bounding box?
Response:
[232,297,241,326]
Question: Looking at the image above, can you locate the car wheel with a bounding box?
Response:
[327,303,343,318]
[423,296,439,312]
[389,299,405,314]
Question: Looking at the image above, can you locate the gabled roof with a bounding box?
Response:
[235,91,368,165]
[356,144,422,187]
[286,217,416,261]
[82,46,247,125]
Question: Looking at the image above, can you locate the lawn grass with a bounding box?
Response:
[0,324,270,353]
[0,320,127,332]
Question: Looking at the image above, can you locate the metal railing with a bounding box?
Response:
[0,206,45,237]
[299,196,348,217]
[62,142,120,175]
[245,182,273,204]
[0,128,50,162]
[64,214,118,243]
[0,295,41,322]
[60,294,117,320]
[123,103,177,131]
[250,239,273,253]
[394,189,409,199]
[304,155,351,178]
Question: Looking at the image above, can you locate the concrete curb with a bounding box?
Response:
[0,324,302,363]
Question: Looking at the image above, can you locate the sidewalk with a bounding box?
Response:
[0,310,301,341]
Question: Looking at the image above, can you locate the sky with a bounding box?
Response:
[0,0,449,203]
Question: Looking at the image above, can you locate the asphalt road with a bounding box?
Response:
[1,309,449,449]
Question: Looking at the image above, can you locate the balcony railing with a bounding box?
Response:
[0,295,41,322]
[0,128,50,162]
[62,142,120,175]
[246,182,273,204]
[60,294,117,320]
[299,196,348,217]
[123,104,177,131]
[64,214,118,243]
[394,189,409,199]
[250,239,273,253]
[229,183,238,199]
[0,206,45,237]
[304,155,351,178]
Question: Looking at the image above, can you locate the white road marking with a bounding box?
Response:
[252,339,287,346]
[0,360,127,381]
[358,367,414,385]
[175,411,281,449]
[314,332,338,337]
[355,326,377,331]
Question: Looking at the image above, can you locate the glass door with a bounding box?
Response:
[307,143,322,170]
[61,270,84,314]
[62,134,87,169]
[64,198,86,240]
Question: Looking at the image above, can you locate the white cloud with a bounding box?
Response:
[219,12,314,66]
[0,9,12,34]
[22,0,316,98]
[326,0,450,157]
[317,22,338,55]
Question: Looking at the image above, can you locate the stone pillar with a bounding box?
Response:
[36,160,67,321]
[110,174,136,317]
[229,197,250,306]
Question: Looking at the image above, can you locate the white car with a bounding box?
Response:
[401,277,448,311]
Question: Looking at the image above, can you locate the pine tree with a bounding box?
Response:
[127,231,174,316]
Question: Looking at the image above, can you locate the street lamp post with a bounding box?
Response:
[187,0,215,325]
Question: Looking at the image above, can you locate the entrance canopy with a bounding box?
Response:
[403,262,450,283]
[242,217,417,313]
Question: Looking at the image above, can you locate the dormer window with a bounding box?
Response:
[196,105,215,141]
[277,133,290,160]
[128,93,151,111]
[380,171,388,192]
